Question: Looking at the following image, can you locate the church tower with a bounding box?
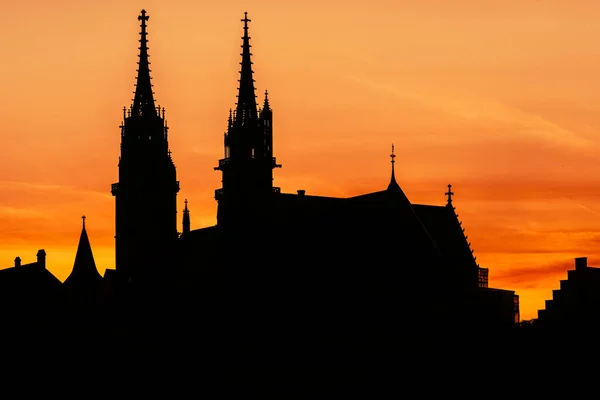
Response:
[111,10,179,283]
[214,13,281,226]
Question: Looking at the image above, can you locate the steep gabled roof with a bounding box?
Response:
[412,204,477,269]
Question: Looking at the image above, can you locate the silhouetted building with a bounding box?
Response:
[537,257,600,329]
[213,13,281,227]
[110,9,179,287]
[177,12,519,330]
[0,10,520,343]
[0,249,62,330]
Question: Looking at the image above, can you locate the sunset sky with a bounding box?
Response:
[2,0,600,319]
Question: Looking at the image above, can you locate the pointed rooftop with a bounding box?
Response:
[131,9,157,118]
[387,144,400,192]
[64,216,102,288]
[235,12,258,125]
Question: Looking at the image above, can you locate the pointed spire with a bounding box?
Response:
[236,12,258,125]
[387,143,400,191]
[446,184,454,205]
[182,199,191,235]
[131,9,157,118]
[64,216,102,287]
[262,90,271,111]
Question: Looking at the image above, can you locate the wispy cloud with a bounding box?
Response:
[343,74,596,150]
[560,196,600,218]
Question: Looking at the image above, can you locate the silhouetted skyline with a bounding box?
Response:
[4,10,600,395]
[2,2,600,320]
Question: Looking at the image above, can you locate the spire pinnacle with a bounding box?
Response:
[131,9,157,118]
[182,199,191,235]
[236,11,258,125]
[82,215,86,229]
[387,143,400,191]
[263,90,270,111]
[446,184,454,204]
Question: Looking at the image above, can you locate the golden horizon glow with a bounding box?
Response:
[2,0,600,320]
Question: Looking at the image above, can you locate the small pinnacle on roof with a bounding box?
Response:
[82,215,86,229]
[387,143,400,191]
[263,90,270,110]
[182,199,191,235]
[446,184,454,204]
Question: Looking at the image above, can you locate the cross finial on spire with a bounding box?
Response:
[390,143,396,165]
[82,215,86,229]
[242,11,251,28]
[139,9,149,23]
[446,184,454,204]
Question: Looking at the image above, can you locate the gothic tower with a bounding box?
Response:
[111,10,179,283]
[214,13,281,226]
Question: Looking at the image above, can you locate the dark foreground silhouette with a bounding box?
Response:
[3,9,598,395]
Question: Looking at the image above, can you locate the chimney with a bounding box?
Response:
[14,257,21,268]
[297,190,306,196]
[36,249,46,269]
[575,257,587,271]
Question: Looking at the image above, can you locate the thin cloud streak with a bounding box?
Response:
[342,74,596,150]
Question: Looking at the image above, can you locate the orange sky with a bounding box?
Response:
[1,0,600,320]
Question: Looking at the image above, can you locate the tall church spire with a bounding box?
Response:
[111,9,179,281]
[131,9,157,118]
[236,12,258,125]
[214,13,280,225]
[387,144,400,191]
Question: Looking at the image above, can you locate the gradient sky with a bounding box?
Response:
[2,0,600,320]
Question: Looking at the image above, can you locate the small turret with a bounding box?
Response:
[182,199,191,235]
[14,257,21,268]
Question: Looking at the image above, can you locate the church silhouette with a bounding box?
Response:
[0,10,526,390]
